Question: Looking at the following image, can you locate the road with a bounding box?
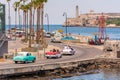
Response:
[0,38,102,69]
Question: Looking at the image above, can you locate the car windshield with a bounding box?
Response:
[64,46,70,49]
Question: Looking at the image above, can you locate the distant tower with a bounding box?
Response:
[76,5,79,18]
[99,13,106,39]
[90,10,94,15]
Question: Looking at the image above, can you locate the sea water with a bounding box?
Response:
[53,69,120,80]
[6,25,120,40]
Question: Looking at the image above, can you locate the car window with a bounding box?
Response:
[29,53,31,56]
[26,53,29,56]
[26,53,31,56]
[64,46,69,49]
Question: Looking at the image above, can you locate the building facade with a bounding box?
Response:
[64,6,120,27]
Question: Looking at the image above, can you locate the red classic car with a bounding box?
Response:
[45,49,62,59]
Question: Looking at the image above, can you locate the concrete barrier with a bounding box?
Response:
[1,58,120,78]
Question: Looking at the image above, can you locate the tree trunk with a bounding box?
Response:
[26,12,28,40]
[25,12,27,40]
[15,10,17,40]
[18,9,21,29]
[41,8,44,44]
[32,8,35,41]
[36,7,40,44]
[29,8,32,48]
[23,12,25,39]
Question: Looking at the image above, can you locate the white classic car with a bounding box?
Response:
[51,36,62,43]
[61,45,75,55]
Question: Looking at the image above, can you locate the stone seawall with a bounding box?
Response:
[1,58,120,78]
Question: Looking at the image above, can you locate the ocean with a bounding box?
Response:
[53,69,120,80]
[6,25,120,40]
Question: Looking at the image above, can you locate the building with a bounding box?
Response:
[0,3,8,57]
[64,6,120,27]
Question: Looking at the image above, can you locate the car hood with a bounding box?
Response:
[63,49,71,51]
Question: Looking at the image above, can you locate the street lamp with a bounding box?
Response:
[45,13,49,32]
[63,12,67,36]
[8,0,11,33]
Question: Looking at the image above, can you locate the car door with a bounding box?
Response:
[28,53,33,61]
[26,53,30,61]
[26,53,32,61]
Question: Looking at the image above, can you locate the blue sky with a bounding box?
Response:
[1,0,120,25]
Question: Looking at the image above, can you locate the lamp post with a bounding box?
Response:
[7,0,11,34]
[45,13,49,32]
[63,12,67,36]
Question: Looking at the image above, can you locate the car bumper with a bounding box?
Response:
[62,51,73,55]
[13,60,25,62]
[46,55,58,58]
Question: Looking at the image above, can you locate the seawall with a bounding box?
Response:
[1,58,120,78]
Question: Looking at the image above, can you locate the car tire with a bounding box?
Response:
[23,61,27,64]
[72,53,74,55]
[32,58,36,63]
[46,57,49,59]
[59,55,62,58]
[15,61,18,64]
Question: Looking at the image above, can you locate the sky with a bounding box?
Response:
[1,0,120,25]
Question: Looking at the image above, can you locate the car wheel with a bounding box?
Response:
[46,57,49,59]
[72,53,74,55]
[59,55,62,58]
[15,61,18,64]
[23,61,27,64]
[32,58,36,63]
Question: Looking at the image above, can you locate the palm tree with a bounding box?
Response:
[13,1,20,39]
[14,1,21,30]
[32,0,38,41]
[26,5,29,40]
[13,1,20,29]
[20,4,28,40]
[35,0,47,44]
[27,2,33,48]
[20,0,27,31]
[6,0,11,33]
[18,2,21,30]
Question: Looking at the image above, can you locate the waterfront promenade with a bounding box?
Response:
[0,37,103,77]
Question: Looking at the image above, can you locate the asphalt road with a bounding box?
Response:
[0,38,102,69]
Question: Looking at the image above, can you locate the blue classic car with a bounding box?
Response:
[13,52,36,64]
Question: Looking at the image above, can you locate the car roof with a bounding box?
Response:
[17,52,30,55]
